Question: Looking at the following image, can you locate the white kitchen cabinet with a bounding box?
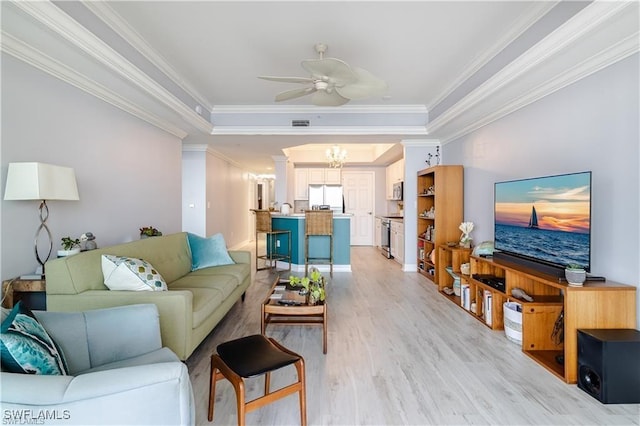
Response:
[324,168,342,184]
[374,217,382,248]
[386,159,404,199]
[294,168,309,200]
[308,168,341,185]
[390,219,404,264]
[308,168,325,184]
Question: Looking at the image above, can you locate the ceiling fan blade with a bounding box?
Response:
[311,90,350,107]
[258,76,315,84]
[275,87,316,102]
[301,58,357,84]
[335,67,388,100]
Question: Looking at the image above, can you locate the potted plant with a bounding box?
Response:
[58,236,81,257]
[289,268,326,305]
[140,226,162,238]
[565,263,586,286]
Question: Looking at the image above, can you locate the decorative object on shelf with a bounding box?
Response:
[434,146,441,165]
[425,153,432,166]
[421,185,435,195]
[420,206,435,219]
[460,262,470,275]
[288,267,326,305]
[140,226,162,238]
[511,287,534,302]
[4,162,79,276]
[80,232,97,250]
[58,236,80,257]
[459,221,474,248]
[472,241,494,257]
[326,145,347,168]
[565,264,586,286]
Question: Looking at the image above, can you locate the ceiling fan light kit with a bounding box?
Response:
[259,43,387,107]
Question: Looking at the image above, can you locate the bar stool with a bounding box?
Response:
[304,210,333,277]
[208,334,307,426]
[252,210,291,272]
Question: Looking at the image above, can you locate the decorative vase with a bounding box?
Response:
[565,268,586,286]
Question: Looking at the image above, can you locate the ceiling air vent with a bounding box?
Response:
[292,120,310,127]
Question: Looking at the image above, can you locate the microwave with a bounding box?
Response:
[392,182,403,201]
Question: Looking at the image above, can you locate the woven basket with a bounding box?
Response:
[305,210,333,235]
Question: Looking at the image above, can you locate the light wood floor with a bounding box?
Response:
[186,246,639,425]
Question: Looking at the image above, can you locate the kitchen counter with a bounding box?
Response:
[269,214,351,272]
[271,212,352,218]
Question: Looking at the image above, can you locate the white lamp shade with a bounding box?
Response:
[4,162,79,201]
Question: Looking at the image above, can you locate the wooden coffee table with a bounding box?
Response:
[261,276,327,354]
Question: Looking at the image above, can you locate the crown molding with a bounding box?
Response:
[439,32,639,145]
[427,0,636,136]
[1,31,188,139]
[426,1,558,111]
[181,144,208,152]
[210,125,428,136]
[11,0,213,134]
[182,144,246,170]
[401,139,440,148]
[211,104,428,115]
[83,1,213,112]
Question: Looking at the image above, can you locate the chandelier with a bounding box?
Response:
[326,145,347,168]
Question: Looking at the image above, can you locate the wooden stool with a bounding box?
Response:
[208,334,306,426]
[304,210,333,277]
[252,210,291,272]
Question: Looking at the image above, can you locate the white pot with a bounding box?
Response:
[565,268,586,286]
[57,248,80,257]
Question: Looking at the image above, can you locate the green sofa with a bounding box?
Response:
[45,232,251,360]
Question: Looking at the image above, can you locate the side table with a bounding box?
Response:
[1,277,46,310]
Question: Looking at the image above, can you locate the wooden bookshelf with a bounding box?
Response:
[416,166,463,283]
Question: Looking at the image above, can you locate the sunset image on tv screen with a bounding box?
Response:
[494,172,591,269]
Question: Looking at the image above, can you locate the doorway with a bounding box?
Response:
[342,171,375,246]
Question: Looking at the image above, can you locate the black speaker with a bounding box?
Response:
[577,329,640,404]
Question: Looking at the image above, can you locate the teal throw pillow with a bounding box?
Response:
[0,301,68,375]
[187,232,235,271]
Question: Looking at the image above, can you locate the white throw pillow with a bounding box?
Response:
[101,255,168,291]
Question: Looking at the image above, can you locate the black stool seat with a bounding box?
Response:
[208,334,307,425]
[217,334,300,378]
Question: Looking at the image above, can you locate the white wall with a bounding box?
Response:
[1,54,183,279]
[444,54,639,326]
[182,150,207,236]
[181,148,253,248]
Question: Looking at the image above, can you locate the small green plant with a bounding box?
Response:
[566,263,585,270]
[61,236,80,251]
[140,226,162,237]
[289,269,325,303]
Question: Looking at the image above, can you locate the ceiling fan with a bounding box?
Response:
[258,43,387,107]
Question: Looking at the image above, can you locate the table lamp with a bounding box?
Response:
[4,162,79,276]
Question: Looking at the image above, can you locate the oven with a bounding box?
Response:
[380,218,393,259]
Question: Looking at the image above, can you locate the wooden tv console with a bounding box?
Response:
[437,245,637,383]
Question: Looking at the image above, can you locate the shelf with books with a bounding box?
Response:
[416,165,463,284]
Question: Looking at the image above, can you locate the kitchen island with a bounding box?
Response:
[269,213,351,272]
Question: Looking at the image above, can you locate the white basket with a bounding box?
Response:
[503,301,522,345]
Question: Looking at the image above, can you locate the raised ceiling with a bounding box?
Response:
[3,1,637,173]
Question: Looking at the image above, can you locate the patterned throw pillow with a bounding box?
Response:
[0,301,68,375]
[101,255,168,291]
[187,233,235,271]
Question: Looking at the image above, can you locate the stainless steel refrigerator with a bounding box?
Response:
[308,185,343,212]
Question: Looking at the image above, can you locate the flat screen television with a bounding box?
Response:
[494,171,592,277]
